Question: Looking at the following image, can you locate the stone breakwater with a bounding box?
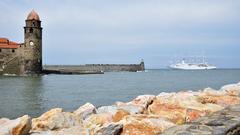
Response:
[1,82,240,135]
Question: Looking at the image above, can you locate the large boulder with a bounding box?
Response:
[197,94,240,107]
[160,124,213,135]
[97,106,118,115]
[0,115,31,135]
[149,92,191,124]
[113,109,130,122]
[97,105,142,124]
[98,104,144,115]
[120,114,175,135]
[115,102,126,106]
[202,87,226,95]
[174,91,223,115]
[148,101,186,124]
[117,105,144,115]
[53,126,89,135]
[31,126,89,135]
[94,123,123,135]
[73,103,96,121]
[154,92,175,106]
[149,91,223,124]
[221,83,240,96]
[127,95,155,109]
[161,104,240,135]
[31,108,81,132]
[157,91,202,106]
[83,113,113,134]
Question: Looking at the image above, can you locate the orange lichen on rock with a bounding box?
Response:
[113,109,130,122]
[147,91,225,124]
[83,113,113,128]
[127,95,155,108]
[120,114,175,135]
[31,108,81,132]
[198,95,240,107]
[12,124,27,135]
[186,109,206,122]
[121,121,156,135]
[221,83,240,96]
[148,101,186,124]
[0,115,31,135]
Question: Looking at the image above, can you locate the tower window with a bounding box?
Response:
[0,49,2,52]
[30,28,33,33]
[12,49,15,53]
[33,22,35,27]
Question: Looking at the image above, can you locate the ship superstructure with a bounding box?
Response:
[169,58,216,70]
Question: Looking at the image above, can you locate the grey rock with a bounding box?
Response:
[97,104,144,115]
[97,105,118,115]
[95,123,123,135]
[31,126,90,135]
[161,104,240,135]
[74,102,96,121]
[118,105,144,114]
[0,115,31,135]
[160,125,192,135]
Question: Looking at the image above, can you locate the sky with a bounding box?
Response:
[0,0,239,68]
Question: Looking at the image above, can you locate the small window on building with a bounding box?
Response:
[12,49,15,53]
[0,49,2,52]
[30,28,33,33]
[33,22,35,27]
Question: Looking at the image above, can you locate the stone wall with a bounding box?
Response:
[0,48,18,64]
[2,57,22,75]
[0,42,43,75]
[0,47,22,75]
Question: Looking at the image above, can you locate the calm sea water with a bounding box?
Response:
[0,69,240,119]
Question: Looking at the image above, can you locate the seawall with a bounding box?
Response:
[1,82,240,135]
[44,62,145,72]
[42,69,104,75]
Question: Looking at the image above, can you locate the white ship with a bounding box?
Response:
[169,58,216,70]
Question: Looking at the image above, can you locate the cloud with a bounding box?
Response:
[0,0,240,68]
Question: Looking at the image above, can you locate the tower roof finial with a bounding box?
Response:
[27,9,40,21]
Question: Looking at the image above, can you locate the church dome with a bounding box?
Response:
[27,10,40,21]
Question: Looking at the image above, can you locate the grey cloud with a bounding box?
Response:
[0,0,240,68]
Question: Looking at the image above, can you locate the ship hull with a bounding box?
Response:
[169,65,217,70]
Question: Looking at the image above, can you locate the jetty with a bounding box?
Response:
[43,62,145,74]
[0,82,240,135]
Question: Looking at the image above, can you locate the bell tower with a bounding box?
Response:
[24,10,42,74]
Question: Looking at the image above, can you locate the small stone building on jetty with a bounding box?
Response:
[0,10,145,75]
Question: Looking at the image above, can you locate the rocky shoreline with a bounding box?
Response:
[1,82,240,135]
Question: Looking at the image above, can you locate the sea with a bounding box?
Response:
[0,69,240,119]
